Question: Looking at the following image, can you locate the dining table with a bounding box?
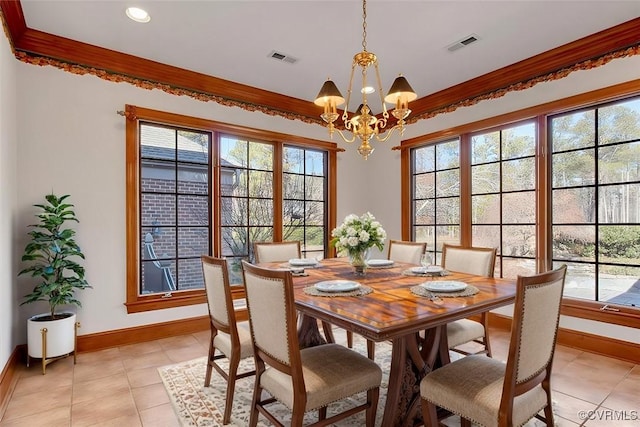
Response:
[261,257,517,427]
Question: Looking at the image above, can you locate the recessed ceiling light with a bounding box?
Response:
[126,7,150,23]
[361,86,375,94]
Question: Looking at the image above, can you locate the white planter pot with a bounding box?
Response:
[27,312,77,359]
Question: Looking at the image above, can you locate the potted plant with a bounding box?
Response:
[19,193,91,372]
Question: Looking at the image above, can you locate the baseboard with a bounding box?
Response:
[76,315,209,352]
[0,346,25,418]
[489,313,640,364]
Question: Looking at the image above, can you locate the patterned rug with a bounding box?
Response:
[158,337,392,426]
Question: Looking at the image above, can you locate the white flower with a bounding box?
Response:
[330,212,386,255]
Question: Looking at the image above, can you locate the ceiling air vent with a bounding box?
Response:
[447,34,480,52]
[268,50,298,64]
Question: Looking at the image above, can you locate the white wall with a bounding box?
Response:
[0,31,18,368]
[12,51,640,348]
[14,63,337,340]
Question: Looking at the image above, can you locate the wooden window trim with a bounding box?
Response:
[124,104,337,313]
[400,79,640,328]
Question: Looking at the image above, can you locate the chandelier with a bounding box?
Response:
[313,0,416,160]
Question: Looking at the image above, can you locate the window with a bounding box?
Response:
[140,123,210,295]
[401,83,640,327]
[283,147,327,260]
[471,122,537,278]
[411,139,460,261]
[125,105,338,313]
[550,96,640,309]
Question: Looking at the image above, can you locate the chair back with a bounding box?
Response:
[253,241,301,263]
[502,265,567,402]
[241,261,300,371]
[441,243,497,277]
[387,240,427,264]
[201,256,236,335]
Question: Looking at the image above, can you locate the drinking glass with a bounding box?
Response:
[420,253,432,268]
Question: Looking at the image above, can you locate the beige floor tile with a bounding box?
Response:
[72,372,131,404]
[600,371,640,415]
[131,383,170,411]
[192,330,211,348]
[551,390,599,424]
[582,407,640,427]
[2,384,72,421]
[552,352,634,405]
[122,351,173,372]
[117,340,164,359]
[79,413,142,427]
[75,347,121,364]
[11,366,73,398]
[73,358,125,383]
[0,330,636,427]
[163,344,207,364]
[126,366,163,388]
[139,403,180,427]
[156,334,204,352]
[71,392,138,427]
[0,405,70,427]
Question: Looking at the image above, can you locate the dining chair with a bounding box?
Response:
[201,256,255,425]
[441,243,498,356]
[253,240,301,263]
[420,265,567,427]
[387,239,427,265]
[251,240,339,348]
[241,261,382,427]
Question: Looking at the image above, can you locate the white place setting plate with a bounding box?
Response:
[314,280,361,293]
[421,281,468,293]
[288,258,319,267]
[411,265,444,274]
[367,259,394,267]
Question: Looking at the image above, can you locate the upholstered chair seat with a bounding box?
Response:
[242,261,382,427]
[446,318,486,349]
[420,266,567,427]
[213,323,253,360]
[421,355,548,427]
[260,343,382,412]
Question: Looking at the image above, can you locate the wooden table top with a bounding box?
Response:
[284,257,517,342]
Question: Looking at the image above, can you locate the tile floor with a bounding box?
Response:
[0,326,638,426]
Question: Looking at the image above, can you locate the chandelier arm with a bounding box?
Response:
[342,60,358,123]
[374,124,400,143]
[373,61,388,115]
[335,128,357,144]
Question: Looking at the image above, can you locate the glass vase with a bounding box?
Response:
[349,249,369,276]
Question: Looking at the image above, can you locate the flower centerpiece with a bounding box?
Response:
[330,212,386,275]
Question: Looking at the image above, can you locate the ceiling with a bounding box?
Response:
[13,1,640,118]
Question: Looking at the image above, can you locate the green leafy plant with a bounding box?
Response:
[19,194,91,320]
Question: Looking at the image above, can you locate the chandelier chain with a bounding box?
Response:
[362,0,367,51]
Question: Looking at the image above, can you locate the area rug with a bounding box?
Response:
[158,337,391,426]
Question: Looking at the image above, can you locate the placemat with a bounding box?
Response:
[410,284,479,298]
[303,285,373,297]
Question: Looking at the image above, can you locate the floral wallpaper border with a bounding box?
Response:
[3,10,639,126]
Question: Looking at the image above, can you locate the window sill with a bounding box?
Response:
[125,292,207,313]
[561,298,640,329]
